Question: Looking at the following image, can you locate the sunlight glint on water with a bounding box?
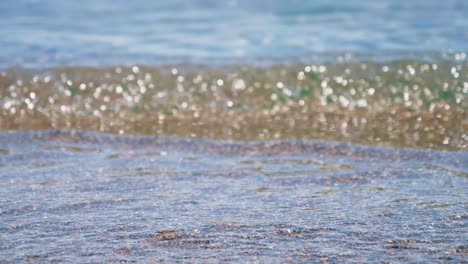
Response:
[0,0,467,262]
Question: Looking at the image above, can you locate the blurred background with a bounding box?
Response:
[1,0,467,67]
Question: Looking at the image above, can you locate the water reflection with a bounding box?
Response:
[0,60,466,150]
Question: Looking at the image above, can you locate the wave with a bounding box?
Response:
[1,60,466,150]
[1,129,466,170]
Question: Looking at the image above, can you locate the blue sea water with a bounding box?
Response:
[0,0,467,67]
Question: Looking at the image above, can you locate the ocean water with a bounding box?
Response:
[0,0,467,263]
[1,0,467,66]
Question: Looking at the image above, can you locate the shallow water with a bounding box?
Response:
[1,0,468,262]
[0,130,466,262]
